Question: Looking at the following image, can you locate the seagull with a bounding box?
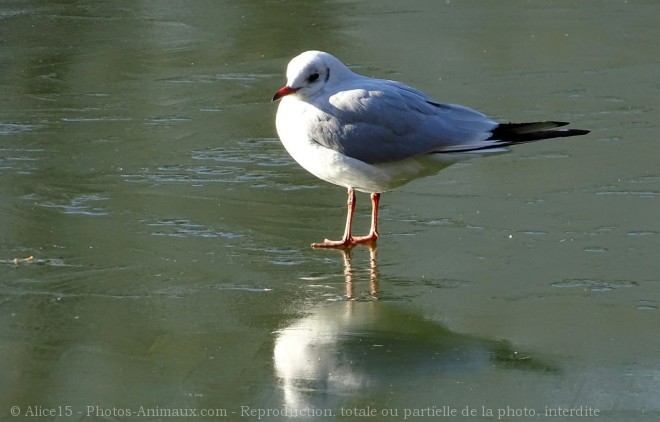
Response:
[272,50,589,248]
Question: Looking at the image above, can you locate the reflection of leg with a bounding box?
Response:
[339,246,379,299]
[368,244,379,297]
[341,248,354,298]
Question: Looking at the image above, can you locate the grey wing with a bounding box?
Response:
[312,79,499,164]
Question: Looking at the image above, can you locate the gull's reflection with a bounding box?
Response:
[273,246,556,409]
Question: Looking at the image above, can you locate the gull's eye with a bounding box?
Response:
[307,73,320,83]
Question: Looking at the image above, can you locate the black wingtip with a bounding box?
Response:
[566,129,590,136]
[490,121,589,144]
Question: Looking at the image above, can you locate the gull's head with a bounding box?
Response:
[272,50,351,102]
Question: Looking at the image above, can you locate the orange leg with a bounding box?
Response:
[353,192,380,243]
[312,190,380,249]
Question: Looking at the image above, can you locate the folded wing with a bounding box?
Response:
[309,78,587,164]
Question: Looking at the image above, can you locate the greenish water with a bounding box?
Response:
[1,1,659,421]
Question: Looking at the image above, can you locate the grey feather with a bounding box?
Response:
[307,77,498,164]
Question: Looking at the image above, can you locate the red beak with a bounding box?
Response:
[272,86,298,102]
